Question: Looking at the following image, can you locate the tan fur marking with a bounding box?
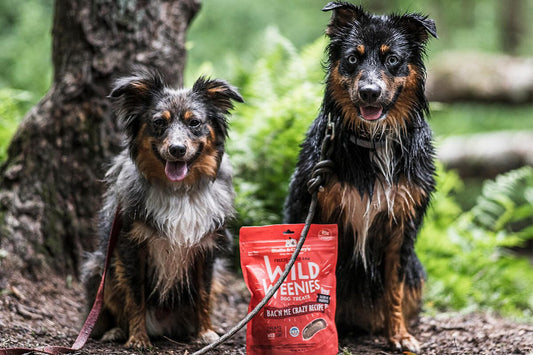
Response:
[103,256,127,328]
[182,129,218,184]
[380,44,390,54]
[318,178,385,266]
[383,233,418,349]
[108,253,151,348]
[131,81,148,92]
[403,280,423,322]
[183,110,194,120]
[385,64,420,131]
[135,123,168,184]
[318,177,426,265]
[356,44,365,55]
[206,86,234,111]
[125,294,150,348]
[161,110,171,120]
[328,62,360,123]
[391,178,427,223]
[378,70,408,134]
[207,86,225,95]
[195,258,215,334]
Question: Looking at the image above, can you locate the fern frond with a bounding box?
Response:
[471,166,533,236]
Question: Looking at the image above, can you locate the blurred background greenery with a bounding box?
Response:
[0,0,532,321]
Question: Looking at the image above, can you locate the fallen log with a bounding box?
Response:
[437,131,533,178]
[427,52,533,104]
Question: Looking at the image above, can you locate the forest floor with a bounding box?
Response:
[1,272,532,355]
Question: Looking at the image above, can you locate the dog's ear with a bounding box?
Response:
[192,76,244,114]
[110,69,165,100]
[109,69,165,132]
[322,1,366,37]
[399,13,438,42]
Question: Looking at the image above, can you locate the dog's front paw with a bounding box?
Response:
[101,327,126,342]
[388,332,420,353]
[125,333,152,349]
[198,329,220,344]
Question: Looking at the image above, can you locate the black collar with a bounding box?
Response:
[327,113,387,150]
[348,133,386,149]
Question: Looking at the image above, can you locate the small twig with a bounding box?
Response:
[162,336,188,346]
[8,285,26,301]
[16,304,43,320]
[439,326,469,332]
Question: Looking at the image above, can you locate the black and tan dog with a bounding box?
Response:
[284,2,437,352]
[81,69,242,348]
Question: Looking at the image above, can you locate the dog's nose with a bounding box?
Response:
[359,85,381,104]
[169,144,187,158]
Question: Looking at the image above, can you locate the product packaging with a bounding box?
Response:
[240,224,338,354]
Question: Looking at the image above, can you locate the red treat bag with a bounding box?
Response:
[240,224,338,355]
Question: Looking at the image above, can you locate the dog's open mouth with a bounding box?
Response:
[164,161,188,182]
[359,106,383,121]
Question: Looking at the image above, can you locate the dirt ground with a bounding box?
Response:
[1,272,532,355]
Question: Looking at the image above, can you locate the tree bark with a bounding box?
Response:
[0,0,200,284]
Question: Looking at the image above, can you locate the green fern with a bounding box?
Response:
[221,29,325,227]
[419,166,533,319]
[471,166,533,240]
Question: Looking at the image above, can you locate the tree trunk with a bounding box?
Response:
[500,0,524,54]
[0,0,200,285]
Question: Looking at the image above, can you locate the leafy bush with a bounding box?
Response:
[418,166,533,319]
[222,29,327,227]
[0,0,53,95]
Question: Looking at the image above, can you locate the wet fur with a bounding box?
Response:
[284,2,437,352]
[81,69,243,348]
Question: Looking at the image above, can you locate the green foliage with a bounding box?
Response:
[186,0,329,82]
[418,166,533,319]
[185,0,533,81]
[217,29,326,227]
[471,167,533,239]
[0,0,53,95]
[429,102,533,136]
[0,88,33,162]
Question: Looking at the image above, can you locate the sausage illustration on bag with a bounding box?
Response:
[240,224,338,355]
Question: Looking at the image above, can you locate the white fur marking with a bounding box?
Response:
[144,179,232,246]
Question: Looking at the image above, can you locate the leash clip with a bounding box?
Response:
[326,113,335,141]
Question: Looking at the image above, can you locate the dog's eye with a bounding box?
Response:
[152,117,167,129]
[188,119,202,128]
[347,55,358,65]
[386,55,400,67]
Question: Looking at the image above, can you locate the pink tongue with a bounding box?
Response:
[164,161,188,182]
[360,106,383,121]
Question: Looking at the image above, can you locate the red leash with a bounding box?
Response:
[1,206,122,355]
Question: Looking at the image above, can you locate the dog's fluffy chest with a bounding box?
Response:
[143,181,232,246]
